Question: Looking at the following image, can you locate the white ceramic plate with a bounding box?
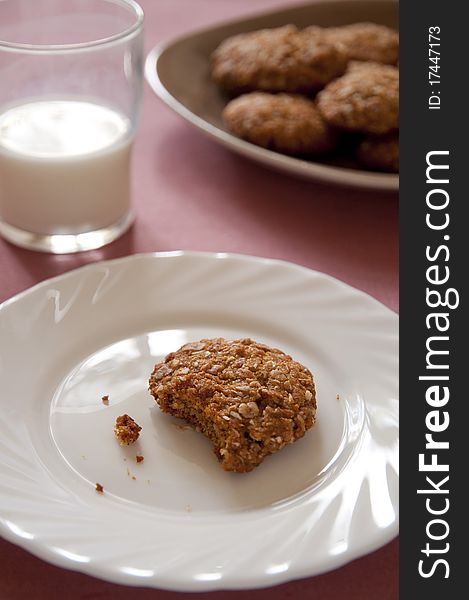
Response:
[145,0,399,191]
[0,252,398,590]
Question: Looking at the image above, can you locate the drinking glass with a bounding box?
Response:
[0,0,144,253]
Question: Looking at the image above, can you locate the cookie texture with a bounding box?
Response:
[356,133,399,172]
[319,22,399,65]
[211,25,347,94]
[317,63,399,134]
[223,92,336,154]
[148,338,317,473]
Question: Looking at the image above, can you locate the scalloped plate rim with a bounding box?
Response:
[0,250,397,314]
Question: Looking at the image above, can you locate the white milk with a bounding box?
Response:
[0,100,132,235]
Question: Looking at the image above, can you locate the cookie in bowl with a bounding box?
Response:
[356,132,399,172]
[211,25,347,94]
[317,62,399,134]
[318,22,399,65]
[223,92,336,155]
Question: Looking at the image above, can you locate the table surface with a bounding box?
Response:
[0,1,398,598]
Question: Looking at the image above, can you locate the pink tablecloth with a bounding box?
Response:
[0,1,398,598]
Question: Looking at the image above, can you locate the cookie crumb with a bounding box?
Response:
[114,414,141,445]
[101,395,109,405]
[95,483,104,493]
[336,393,340,400]
[136,455,144,463]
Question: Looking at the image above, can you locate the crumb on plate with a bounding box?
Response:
[114,414,141,445]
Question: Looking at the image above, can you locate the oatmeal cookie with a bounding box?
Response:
[114,414,141,445]
[319,22,399,65]
[356,133,399,172]
[223,92,336,154]
[211,25,347,94]
[317,63,398,134]
[148,338,317,473]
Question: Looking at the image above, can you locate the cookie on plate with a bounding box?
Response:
[211,25,347,94]
[319,22,399,65]
[148,338,317,473]
[356,133,399,172]
[317,62,399,134]
[223,92,336,155]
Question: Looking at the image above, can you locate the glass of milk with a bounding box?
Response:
[0,0,144,253]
